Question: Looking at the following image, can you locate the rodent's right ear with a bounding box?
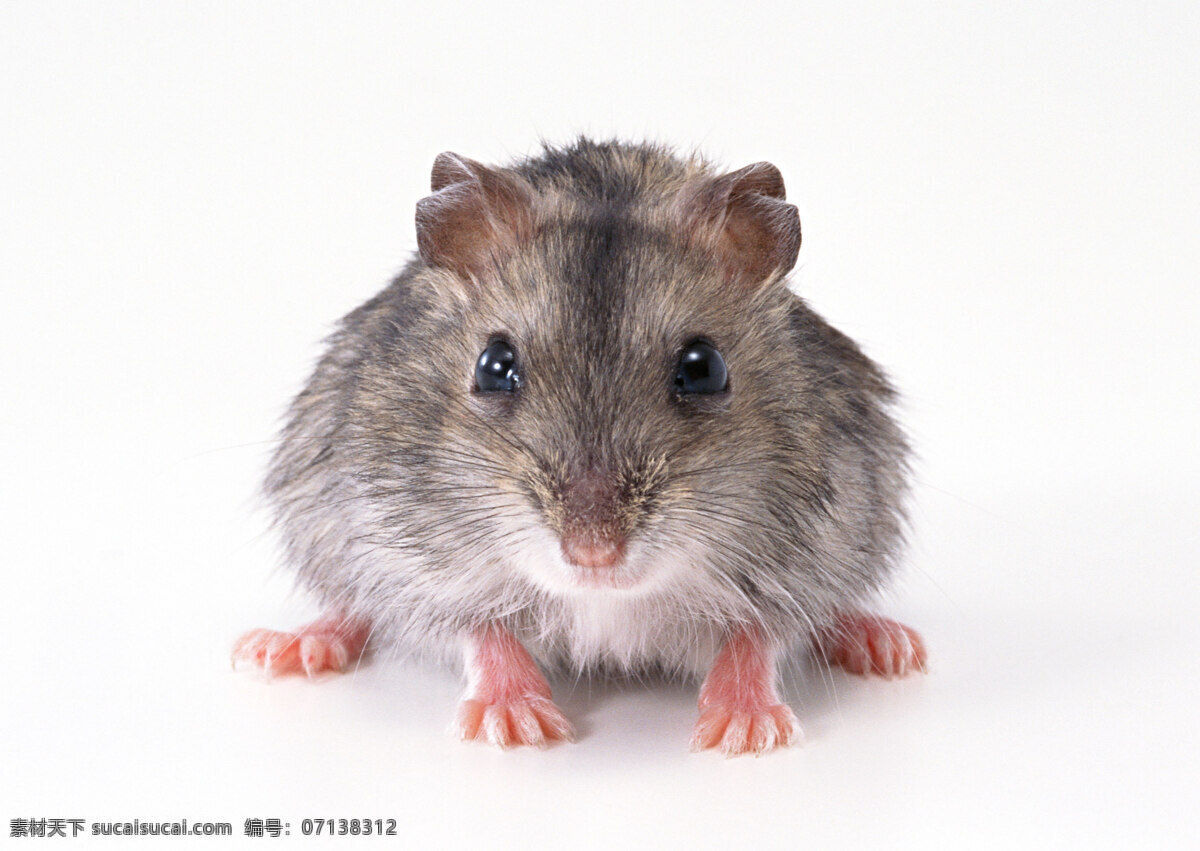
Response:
[415,153,535,284]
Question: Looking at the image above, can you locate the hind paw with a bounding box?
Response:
[232,617,369,679]
[823,613,927,679]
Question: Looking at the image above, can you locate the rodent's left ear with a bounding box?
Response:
[415,152,536,284]
[675,162,801,287]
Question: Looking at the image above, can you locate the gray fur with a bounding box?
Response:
[265,139,908,675]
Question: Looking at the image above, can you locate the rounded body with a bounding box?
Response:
[265,140,908,675]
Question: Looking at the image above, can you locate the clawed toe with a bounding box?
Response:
[231,629,301,676]
[691,702,801,757]
[455,696,575,749]
[232,618,368,679]
[823,614,927,679]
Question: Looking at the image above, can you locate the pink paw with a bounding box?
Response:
[824,614,927,679]
[691,700,801,757]
[454,695,575,749]
[232,620,367,679]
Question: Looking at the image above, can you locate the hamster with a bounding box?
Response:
[233,138,927,755]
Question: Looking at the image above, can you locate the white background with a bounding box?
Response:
[2,2,1198,848]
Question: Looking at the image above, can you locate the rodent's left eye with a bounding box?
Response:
[475,339,520,392]
[674,340,728,395]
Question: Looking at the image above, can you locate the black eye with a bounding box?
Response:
[674,340,728,395]
[475,339,520,392]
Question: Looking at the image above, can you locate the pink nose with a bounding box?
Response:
[562,534,625,569]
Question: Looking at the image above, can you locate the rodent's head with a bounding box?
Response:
[364,143,835,601]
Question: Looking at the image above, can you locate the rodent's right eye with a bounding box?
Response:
[474,340,520,393]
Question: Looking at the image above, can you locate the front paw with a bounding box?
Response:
[454,695,575,749]
[690,701,802,757]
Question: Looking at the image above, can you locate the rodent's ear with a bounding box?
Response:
[415,152,535,282]
[675,162,801,287]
